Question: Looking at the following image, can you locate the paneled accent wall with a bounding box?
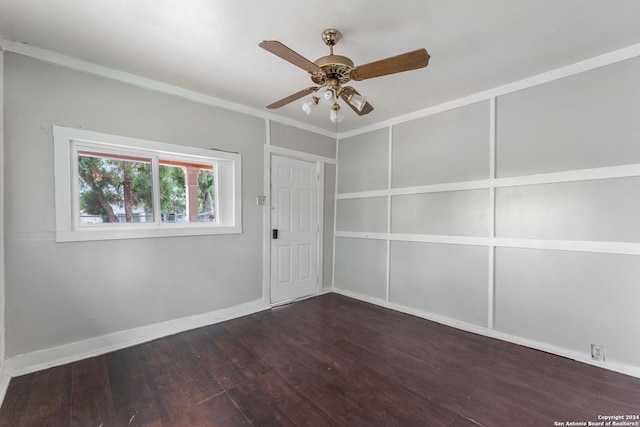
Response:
[334,55,640,374]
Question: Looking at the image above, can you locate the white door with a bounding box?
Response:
[270,155,319,304]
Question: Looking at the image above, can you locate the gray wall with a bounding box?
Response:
[335,102,490,328]
[335,56,640,369]
[2,53,334,357]
[270,122,336,159]
[496,57,640,177]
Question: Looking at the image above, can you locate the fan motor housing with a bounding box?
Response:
[311,54,354,85]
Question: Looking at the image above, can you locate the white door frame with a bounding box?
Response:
[263,144,334,306]
[0,51,5,361]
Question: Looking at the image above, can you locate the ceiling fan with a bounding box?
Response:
[259,29,430,122]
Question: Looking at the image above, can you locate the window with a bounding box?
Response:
[54,126,241,241]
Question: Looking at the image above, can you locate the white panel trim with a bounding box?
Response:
[331,139,340,290]
[335,231,640,256]
[317,161,325,294]
[2,298,269,379]
[0,46,5,361]
[336,189,395,199]
[336,232,488,246]
[335,231,390,241]
[265,118,271,146]
[489,97,496,181]
[493,238,640,256]
[1,38,334,139]
[338,163,640,199]
[337,180,491,199]
[495,163,640,187]
[262,127,272,302]
[391,233,490,246]
[391,181,493,195]
[385,127,393,302]
[488,97,496,329]
[488,245,495,329]
[333,288,640,379]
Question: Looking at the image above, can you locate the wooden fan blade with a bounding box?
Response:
[259,40,323,74]
[266,87,317,109]
[350,48,430,81]
[340,88,374,116]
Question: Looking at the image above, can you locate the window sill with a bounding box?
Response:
[56,224,242,242]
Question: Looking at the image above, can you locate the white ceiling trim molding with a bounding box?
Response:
[2,36,640,144]
[0,37,335,139]
[337,41,640,140]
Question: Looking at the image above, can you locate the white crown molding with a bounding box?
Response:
[0,38,335,139]
[4,37,640,143]
[337,41,640,140]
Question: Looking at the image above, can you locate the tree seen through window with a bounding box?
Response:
[78,151,216,224]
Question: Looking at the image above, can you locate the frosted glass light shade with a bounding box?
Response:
[301,99,315,115]
[329,104,344,123]
[317,87,336,105]
[349,93,367,111]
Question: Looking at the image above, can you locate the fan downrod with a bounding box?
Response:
[321,29,342,47]
[312,29,353,86]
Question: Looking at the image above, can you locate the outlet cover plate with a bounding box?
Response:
[591,344,606,362]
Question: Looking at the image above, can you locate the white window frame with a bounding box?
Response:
[54,126,242,242]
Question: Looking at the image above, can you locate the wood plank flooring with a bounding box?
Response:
[1,293,639,426]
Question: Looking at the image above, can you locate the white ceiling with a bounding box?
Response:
[1,0,640,133]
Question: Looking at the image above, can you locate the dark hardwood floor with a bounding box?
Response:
[1,293,639,426]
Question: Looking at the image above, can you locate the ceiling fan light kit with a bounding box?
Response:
[329,102,344,123]
[317,87,336,105]
[301,97,317,115]
[344,91,367,112]
[260,29,430,122]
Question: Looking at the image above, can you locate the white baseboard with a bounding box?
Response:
[2,289,638,410]
[0,363,10,408]
[333,287,640,380]
[2,298,270,381]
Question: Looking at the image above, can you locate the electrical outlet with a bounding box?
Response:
[591,344,606,362]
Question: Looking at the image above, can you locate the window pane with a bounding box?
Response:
[197,169,216,222]
[159,162,216,223]
[77,152,153,224]
[160,165,187,223]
